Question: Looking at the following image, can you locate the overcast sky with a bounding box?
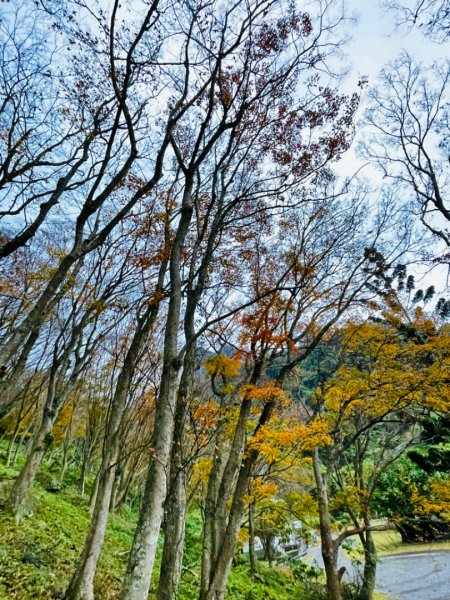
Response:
[334,0,449,172]
[339,1,450,289]
[346,0,449,85]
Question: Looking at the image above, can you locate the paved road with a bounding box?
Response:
[305,546,450,599]
[376,551,450,600]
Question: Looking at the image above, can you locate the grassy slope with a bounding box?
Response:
[0,458,136,599]
[371,529,450,555]
[0,456,309,600]
[5,448,444,599]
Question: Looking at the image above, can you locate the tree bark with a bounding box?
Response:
[156,346,195,600]
[360,530,377,600]
[203,456,253,600]
[312,449,342,600]
[200,436,226,600]
[64,462,117,600]
[201,397,273,600]
[156,467,187,600]
[199,398,252,600]
[64,300,163,600]
[7,410,53,516]
[118,365,180,600]
[119,184,193,600]
[248,503,257,574]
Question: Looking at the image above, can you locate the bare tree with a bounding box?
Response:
[384,0,450,42]
[361,52,450,256]
[0,0,193,393]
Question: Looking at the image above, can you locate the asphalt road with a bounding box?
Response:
[305,545,450,599]
[376,551,450,600]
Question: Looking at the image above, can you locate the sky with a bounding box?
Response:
[346,0,448,83]
[336,1,450,291]
[339,0,449,167]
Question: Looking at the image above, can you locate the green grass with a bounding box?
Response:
[0,459,136,599]
[227,563,308,600]
[0,447,138,599]
[345,527,450,561]
[371,529,450,555]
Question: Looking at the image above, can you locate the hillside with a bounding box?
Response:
[0,451,317,600]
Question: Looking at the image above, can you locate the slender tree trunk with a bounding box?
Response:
[360,529,377,600]
[248,503,257,574]
[14,418,33,465]
[6,429,18,466]
[119,183,193,600]
[313,449,342,600]
[213,400,251,556]
[118,361,180,600]
[203,457,253,600]
[199,401,251,600]
[60,419,73,482]
[113,467,136,512]
[6,392,28,466]
[64,461,118,600]
[88,468,101,513]
[156,349,194,600]
[156,467,187,600]
[203,403,273,600]
[7,411,53,516]
[266,537,274,568]
[200,438,226,600]
[80,429,98,497]
[200,373,269,600]
[79,446,90,497]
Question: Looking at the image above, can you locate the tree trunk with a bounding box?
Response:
[119,183,193,600]
[79,449,90,498]
[265,536,274,568]
[156,348,194,600]
[118,362,180,600]
[156,467,187,600]
[6,391,29,466]
[14,418,34,465]
[88,468,101,513]
[360,530,377,600]
[199,400,252,600]
[60,417,73,482]
[200,437,226,600]
[312,449,342,600]
[64,463,117,600]
[6,429,18,466]
[248,503,257,574]
[203,458,252,600]
[200,388,272,600]
[7,411,53,516]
